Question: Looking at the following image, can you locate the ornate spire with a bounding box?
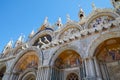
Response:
[3,40,13,53]
[43,17,49,25]
[6,40,13,49]
[39,17,51,31]
[56,17,62,28]
[29,30,35,38]
[18,35,24,42]
[92,2,97,10]
[66,14,71,22]
[78,8,85,20]
[80,8,83,12]
[15,34,24,47]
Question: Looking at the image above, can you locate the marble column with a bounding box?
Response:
[36,66,64,80]
[36,66,50,80]
[100,63,110,80]
[84,59,89,77]
[81,59,86,79]
[84,57,96,80]
[93,57,102,80]
[51,67,61,80]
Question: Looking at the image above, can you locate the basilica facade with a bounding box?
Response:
[0,0,120,80]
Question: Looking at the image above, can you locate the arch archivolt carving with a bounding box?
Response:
[30,30,54,45]
[9,47,42,80]
[85,9,119,29]
[57,22,81,39]
[9,47,41,74]
[87,30,120,57]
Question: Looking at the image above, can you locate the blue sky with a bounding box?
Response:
[0,0,113,52]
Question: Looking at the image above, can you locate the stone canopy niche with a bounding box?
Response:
[95,38,120,80]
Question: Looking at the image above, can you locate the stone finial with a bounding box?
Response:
[6,40,13,49]
[3,40,13,53]
[43,17,48,25]
[18,35,24,42]
[29,30,35,38]
[92,2,97,10]
[15,34,24,47]
[79,8,85,20]
[66,14,71,22]
[56,17,62,28]
[80,8,83,12]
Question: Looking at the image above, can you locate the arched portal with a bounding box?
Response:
[0,64,6,80]
[51,50,82,80]
[94,38,120,80]
[12,51,39,80]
